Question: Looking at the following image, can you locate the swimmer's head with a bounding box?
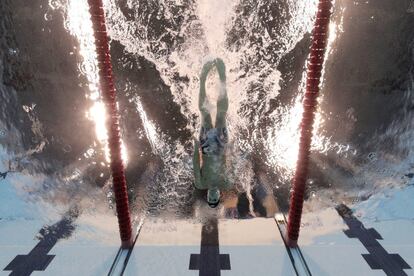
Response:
[207,188,220,208]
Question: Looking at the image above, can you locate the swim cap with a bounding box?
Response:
[207,188,220,208]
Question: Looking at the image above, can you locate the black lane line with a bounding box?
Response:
[275,214,312,276]
[4,208,79,276]
[189,217,231,276]
[107,221,144,276]
[336,204,411,276]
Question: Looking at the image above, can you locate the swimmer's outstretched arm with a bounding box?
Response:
[193,140,203,189]
[199,61,215,129]
[215,58,228,129]
[199,58,229,128]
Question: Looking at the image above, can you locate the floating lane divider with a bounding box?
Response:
[286,0,333,248]
[87,0,133,248]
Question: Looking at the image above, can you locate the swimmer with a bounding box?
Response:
[193,58,232,208]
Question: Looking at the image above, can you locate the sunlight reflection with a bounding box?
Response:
[265,0,345,178]
[51,0,128,165]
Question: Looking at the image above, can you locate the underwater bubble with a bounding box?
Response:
[79,62,97,76]
[408,1,414,13]
[44,12,53,21]
[8,48,19,56]
[62,144,72,153]
[22,105,30,113]
[368,152,377,161]
[63,20,71,32]
[48,0,61,10]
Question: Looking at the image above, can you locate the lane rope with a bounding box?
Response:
[87,0,133,248]
[286,0,333,247]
